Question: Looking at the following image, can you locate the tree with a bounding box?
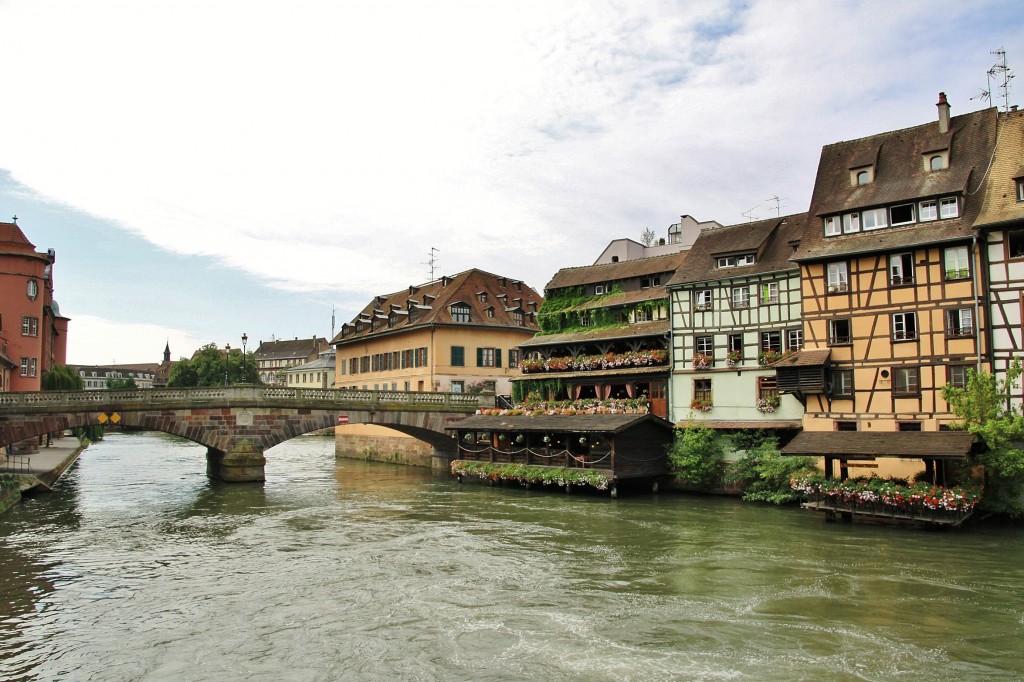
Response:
[168,343,260,387]
[41,364,84,391]
[667,426,723,490]
[725,437,818,504]
[941,359,1024,517]
[640,227,657,247]
[106,377,137,389]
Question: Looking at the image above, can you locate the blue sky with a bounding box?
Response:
[0,0,1020,365]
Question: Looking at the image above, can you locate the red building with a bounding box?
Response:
[0,220,69,392]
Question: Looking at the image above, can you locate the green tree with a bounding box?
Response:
[41,364,84,390]
[725,438,818,505]
[667,426,724,491]
[106,377,137,389]
[168,343,260,387]
[941,359,1024,518]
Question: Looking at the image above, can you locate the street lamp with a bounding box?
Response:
[241,333,248,383]
[224,343,231,386]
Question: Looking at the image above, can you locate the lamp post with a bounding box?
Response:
[241,333,248,383]
[224,343,231,386]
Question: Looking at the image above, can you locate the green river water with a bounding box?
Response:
[1,431,1023,681]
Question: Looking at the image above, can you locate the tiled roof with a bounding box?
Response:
[782,431,975,458]
[544,251,687,291]
[255,337,327,360]
[519,319,669,348]
[666,214,806,287]
[510,365,668,381]
[445,413,673,434]
[0,221,39,255]
[795,106,998,262]
[332,269,542,344]
[675,420,802,430]
[773,348,831,368]
[976,109,1024,229]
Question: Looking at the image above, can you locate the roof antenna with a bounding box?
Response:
[741,206,758,222]
[766,195,788,217]
[974,48,1015,111]
[424,247,440,281]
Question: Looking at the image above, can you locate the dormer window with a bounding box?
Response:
[595,284,607,295]
[640,276,661,289]
[451,303,471,323]
[1016,178,1024,202]
[485,306,495,319]
[513,310,524,326]
[851,166,873,185]
[929,154,947,171]
[939,197,959,219]
[716,254,755,268]
[476,292,488,303]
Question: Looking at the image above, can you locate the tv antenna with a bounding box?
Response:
[741,206,758,222]
[766,195,788,217]
[973,48,1014,111]
[424,247,440,281]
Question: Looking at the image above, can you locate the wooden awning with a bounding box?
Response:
[775,349,830,394]
[781,431,975,459]
[446,413,673,434]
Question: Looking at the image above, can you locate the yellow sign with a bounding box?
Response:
[97,413,121,424]
[109,413,121,424]
[97,413,107,424]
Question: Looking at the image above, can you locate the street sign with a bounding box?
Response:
[338,415,349,425]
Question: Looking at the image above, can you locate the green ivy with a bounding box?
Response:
[450,460,611,490]
[512,378,564,402]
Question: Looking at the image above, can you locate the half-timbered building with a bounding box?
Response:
[975,106,1024,410]
[514,251,683,419]
[781,95,998,477]
[666,214,806,429]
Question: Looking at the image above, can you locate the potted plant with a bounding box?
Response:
[758,350,783,366]
[756,396,781,413]
[726,350,742,367]
[690,399,713,412]
[692,352,712,369]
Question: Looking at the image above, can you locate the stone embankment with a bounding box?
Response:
[0,434,85,514]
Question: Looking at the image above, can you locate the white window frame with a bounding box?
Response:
[827,262,848,293]
[889,253,914,286]
[889,203,915,226]
[824,216,841,236]
[842,213,860,233]
[861,207,888,231]
[787,329,803,351]
[947,308,974,337]
[939,197,959,219]
[731,286,750,308]
[944,246,970,280]
[919,200,937,221]
[695,335,714,355]
[759,282,779,305]
[892,312,918,341]
[694,289,713,311]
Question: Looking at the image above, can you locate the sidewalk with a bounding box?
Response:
[1,434,86,489]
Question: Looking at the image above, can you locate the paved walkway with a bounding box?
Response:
[1,434,85,483]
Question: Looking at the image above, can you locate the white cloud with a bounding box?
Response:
[2,0,1021,307]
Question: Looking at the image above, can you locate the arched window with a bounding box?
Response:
[930,155,945,171]
[856,170,870,185]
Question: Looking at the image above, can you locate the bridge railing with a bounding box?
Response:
[0,386,492,413]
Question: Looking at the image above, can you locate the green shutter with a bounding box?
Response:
[451,346,464,367]
[476,347,483,367]
[495,349,502,368]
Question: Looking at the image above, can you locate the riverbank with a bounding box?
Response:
[0,434,86,514]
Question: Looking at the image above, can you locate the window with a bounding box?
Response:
[731,286,750,308]
[695,335,714,355]
[787,329,803,351]
[512,310,524,325]
[948,365,970,388]
[451,381,464,393]
[693,378,712,403]
[898,421,923,432]
[892,312,918,341]
[946,308,974,337]
[508,349,520,368]
[944,246,970,280]
[939,197,959,219]
[19,357,37,377]
[829,319,852,345]
[634,308,653,323]
[890,203,914,226]
[477,348,499,367]
[889,253,914,286]
[717,254,756,268]
[416,347,428,366]
[855,169,871,185]
[830,369,854,398]
[694,289,713,311]
[893,367,920,395]
[595,284,607,295]
[835,421,858,431]
[827,262,848,293]
[757,375,778,402]
[919,200,937,221]
[843,213,860,234]
[1007,229,1024,259]
[728,333,743,354]
[580,313,593,327]
[477,292,488,303]
[485,307,495,319]
[26,279,38,300]
[824,216,841,236]
[451,346,465,367]
[641,276,661,288]
[861,207,888,231]
[21,316,38,336]
[929,155,946,171]
[451,303,471,323]
[759,282,779,305]
[761,331,781,353]
[1017,179,1024,202]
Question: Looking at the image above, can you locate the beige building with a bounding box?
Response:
[283,349,335,389]
[254,337,329,386]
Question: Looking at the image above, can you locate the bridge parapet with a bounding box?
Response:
[0,386,493,415]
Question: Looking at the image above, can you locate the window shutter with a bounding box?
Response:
[476,348,483,367]
[451,346,464,367]
[495,349,502,367]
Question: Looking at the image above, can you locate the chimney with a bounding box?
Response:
[937,92,950,134]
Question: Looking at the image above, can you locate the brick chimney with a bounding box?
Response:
[937,92,950,134]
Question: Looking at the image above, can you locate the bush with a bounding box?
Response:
[726,439,817,504]
[667,426,723,490]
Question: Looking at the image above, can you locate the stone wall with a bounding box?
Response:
[335,431,435,467]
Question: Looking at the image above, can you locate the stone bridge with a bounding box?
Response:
[0,386,489,482]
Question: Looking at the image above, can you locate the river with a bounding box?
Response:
[1,431,1023,681]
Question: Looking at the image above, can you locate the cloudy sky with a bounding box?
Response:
[1,0,1020,365]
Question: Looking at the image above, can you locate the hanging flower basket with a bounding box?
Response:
[758,350,783,366]
[692,353,712,370]
[726,350,742,367]
[756,396,781,413]
[690,399,713,412]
